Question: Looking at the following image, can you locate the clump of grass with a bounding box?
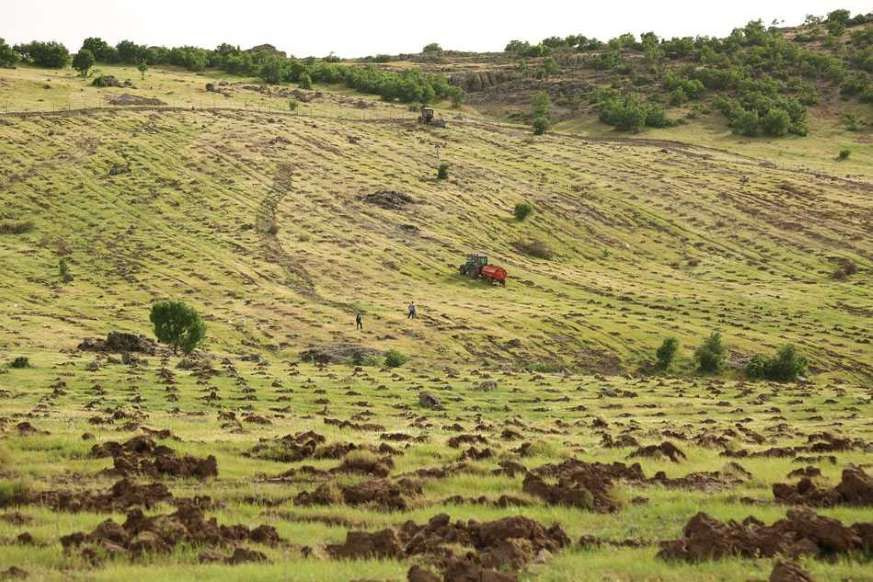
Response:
[9,356,30,369]
[59,258,73,283]
[514,202,534,221]
[0,220,34,235]
[384,350,408,368]
[837,148,851,160]
[655,338,679,371]
[831,257,858,280]
[695,331,726,374]
[0,480,29,507]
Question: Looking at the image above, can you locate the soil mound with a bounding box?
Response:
[60,503,280,563]
[657,508,872,561]
[78,332,157,354]
[296,478,421,511]
[523,459,644,512]
[91,436,217,479]
[33,479,171,512]
[770,560,813,582]
[245,430,326,462]
[361,190,415,210]
[773,467,873,506]
[326,513,568,579]
[299,344,381,364]
[629,441,687,463]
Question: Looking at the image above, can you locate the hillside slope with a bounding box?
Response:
[1,101,871,378]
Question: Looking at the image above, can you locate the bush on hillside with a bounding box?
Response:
[695,331,726,374]
[745,344,807,381]
[514,202,534,221]
[437,162,449,180]
[655,337,679,371]
[72,49,95,77]
[149,300,206,355]
[532,116,549,135]
[384,350,408,368]
[838,148,851,160]
[9,357,30,369]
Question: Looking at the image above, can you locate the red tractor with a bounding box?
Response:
[459,253,507,286]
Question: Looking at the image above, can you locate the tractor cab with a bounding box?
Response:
[459,253,488,277]
[419,106,435,124]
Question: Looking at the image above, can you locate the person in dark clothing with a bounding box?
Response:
[355,312,363,330]
[407,302,417,319]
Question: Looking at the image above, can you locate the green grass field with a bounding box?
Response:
[1,64,872,581]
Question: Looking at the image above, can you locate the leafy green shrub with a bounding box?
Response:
[58,258,72,283]
[288,99,298,112]
[694,332,726,374]
[532,116,549,135]
[384,350,408,368]
[9,356,30,369]
[838,148,851,160]
[598,95,673,132]
[745,344,807,381]
[72,49,95,77]
[514,202,533,221]
[299,72,312,90]
[762,108,791,137]
[655,337,679,370]
[149,300,206,354]
[437,162,449,180]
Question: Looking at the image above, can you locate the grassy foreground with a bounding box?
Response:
[0,63,872,580]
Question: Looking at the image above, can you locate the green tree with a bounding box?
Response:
[81,37,117,62]
[137,61,148,80]
[0,38,18,68]
[72,49,95,77]
[531,91,551,133]
[695,332,726,374]
[826,9,851,36]
[655,337,679,370]
[149,300,206,354]
[15,41,70,68]
[422,43,443,55]
[531,91,550,118]
[299,72,313,90]
[437,162,449,180]
[541,57,560,77]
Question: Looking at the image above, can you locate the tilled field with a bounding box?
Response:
[1,351,872,581]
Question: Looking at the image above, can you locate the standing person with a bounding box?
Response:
[355,312,363,330]
[407,301,417,319]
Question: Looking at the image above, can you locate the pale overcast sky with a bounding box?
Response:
[4,0,871,57]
